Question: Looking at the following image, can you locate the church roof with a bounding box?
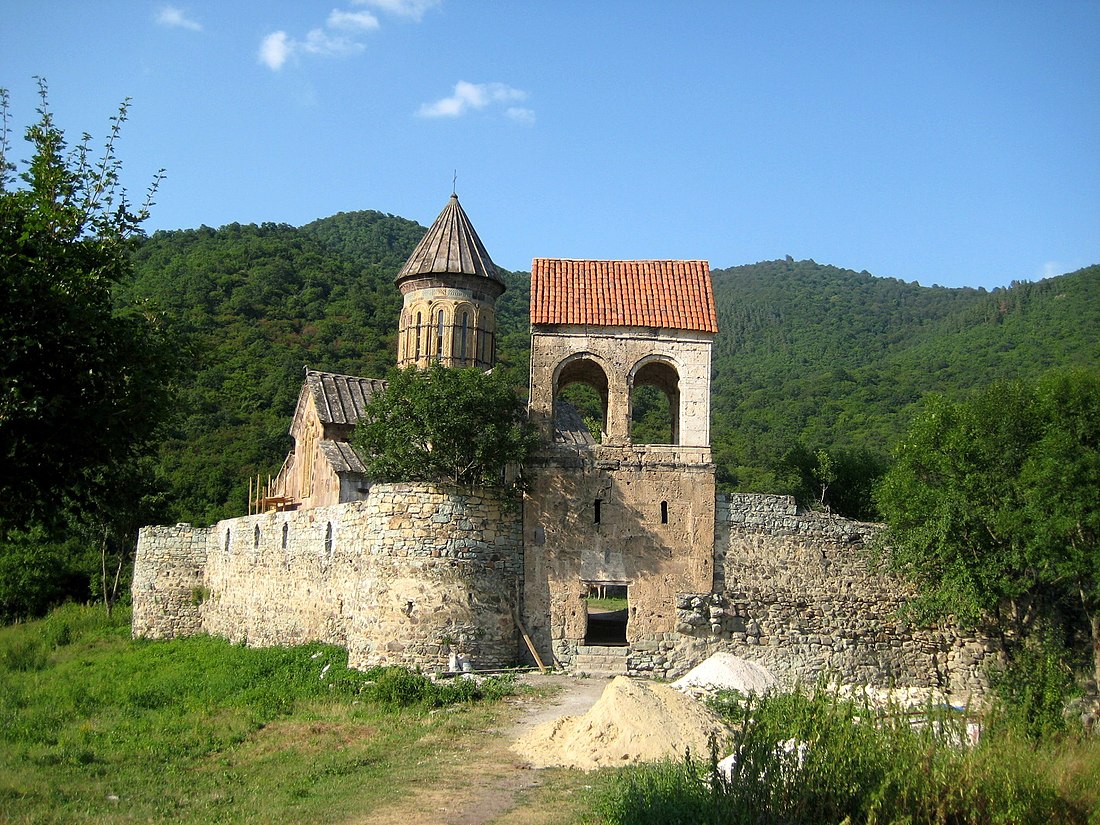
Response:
[318,439,368,475]
[530,259,718,333]
[303,369,387,427]
[395,194,503,285]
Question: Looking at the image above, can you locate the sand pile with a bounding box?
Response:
[512,676,731,770]
[672,652,779,697]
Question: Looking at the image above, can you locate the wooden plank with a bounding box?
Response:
[513,608,548,674]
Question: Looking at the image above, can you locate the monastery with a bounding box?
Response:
[132,195,992,697]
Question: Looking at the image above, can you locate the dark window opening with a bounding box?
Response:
[594,499,602,525]
[661,500,668,524]
[224,529,230,552]
[584,583,628,646]
[414,311,422,358]
[324,522,333,555]
[253,524,260,548]
[281,522,289,549]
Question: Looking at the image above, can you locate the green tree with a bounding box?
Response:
[875,369,1100,697]
[0,82,178,616]
[353,364,538,487]
[0,82,175,524]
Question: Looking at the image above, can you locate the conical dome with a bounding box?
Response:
[396,194,502,285]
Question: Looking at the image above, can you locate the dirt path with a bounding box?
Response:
[348,674,610,825]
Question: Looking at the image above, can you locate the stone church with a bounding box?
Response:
[132,195,992,698]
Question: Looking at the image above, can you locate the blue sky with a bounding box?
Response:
[3,1,1098,289]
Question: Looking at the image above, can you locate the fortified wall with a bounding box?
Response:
[654,494,992,699]
[132,489,992,698]
[132,483,523,671]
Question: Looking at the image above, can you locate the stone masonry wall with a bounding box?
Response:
[648,494,993,701]
[132,484,523,672]
[131,523,212,639]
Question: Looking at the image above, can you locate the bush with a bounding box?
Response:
[595,689,1086,825]
[0,525,89,621]
[989,632,1081,739]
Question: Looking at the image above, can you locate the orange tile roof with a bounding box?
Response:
[530,259,718,333]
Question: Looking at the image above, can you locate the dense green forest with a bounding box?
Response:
[123,211,1098,525]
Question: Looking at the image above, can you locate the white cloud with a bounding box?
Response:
[328,9,380,31]
[506,107,536,125]
[156,6,202,31]
[419,81,530,119]
[259,31,292,70]
[259,4,397,71]
[353,0,441,21]
[302,27,364,57]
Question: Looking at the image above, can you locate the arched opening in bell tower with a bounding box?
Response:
[630,358,680,445]
[554,356,609,444]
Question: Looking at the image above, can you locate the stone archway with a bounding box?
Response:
[554,354,611,443]
[630,357,681,445]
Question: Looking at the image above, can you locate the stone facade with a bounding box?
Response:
[132,523,210,639]
[528,326,715,447]
[522,443,715,670]
[657,494,992,700]
[133,483,523,671]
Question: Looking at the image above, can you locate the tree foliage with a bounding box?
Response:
[876,369,1100,693]
[0,82,175,525]
[0,82,180,618]
[353,364,537,488]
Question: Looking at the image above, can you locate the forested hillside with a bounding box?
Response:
[708,260,1099,507]
[127,212,1098,524]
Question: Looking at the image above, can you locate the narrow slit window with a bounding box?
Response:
[281,522,289,549]
[459,312,469,362]
[436,310,445,359]
[414,311,422,358]
[224,529,231,552]
[594,499,602,525]
[660,501,668,524]
[253,524,260,548]
[324,522,333,556]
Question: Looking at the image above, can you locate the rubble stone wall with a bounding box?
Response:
[639,494,993,701]
[131,523,212,639]
[132,484,523,672]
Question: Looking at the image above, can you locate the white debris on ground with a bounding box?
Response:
[512,676,733,771]
[829,683,957,711]
[672,652,779,698]
[715,738,809,781]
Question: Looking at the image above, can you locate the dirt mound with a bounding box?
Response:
[511,676,731,770]
[672,652,779,697]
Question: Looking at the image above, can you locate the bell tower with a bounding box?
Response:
[394,194,505,370]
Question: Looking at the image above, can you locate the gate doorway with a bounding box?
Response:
[584,582,628,646]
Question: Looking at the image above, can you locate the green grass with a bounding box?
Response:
[0,604,515,824]
[585,597,628,612]
[594,689,1100,825]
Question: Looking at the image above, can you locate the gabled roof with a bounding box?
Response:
[530,259,718,333]
[299,369,387,428]
[553,400,597,447]
[396,194,503,285]
[318,440,368,475]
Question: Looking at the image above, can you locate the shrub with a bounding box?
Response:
[595,689,1086,825]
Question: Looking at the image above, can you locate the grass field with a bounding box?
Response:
[0,604,519,824]
[6,604,1099,825]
